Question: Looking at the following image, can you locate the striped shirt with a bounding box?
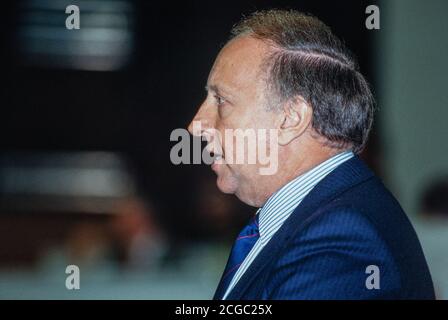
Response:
[222,150,354,299]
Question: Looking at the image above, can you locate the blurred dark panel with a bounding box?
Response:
[17,0,135,70]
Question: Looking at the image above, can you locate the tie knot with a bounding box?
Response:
[236,214,260,241]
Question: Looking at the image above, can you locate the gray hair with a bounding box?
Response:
[230,10,375,153]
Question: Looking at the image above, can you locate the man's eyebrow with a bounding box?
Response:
[205,84,218,93]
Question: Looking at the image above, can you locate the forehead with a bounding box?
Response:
[208,36,271,93]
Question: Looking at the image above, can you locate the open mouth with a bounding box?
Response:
[211,152,224,164]
[205,141,224,165]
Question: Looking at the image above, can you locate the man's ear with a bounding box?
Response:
[278,96,313,146]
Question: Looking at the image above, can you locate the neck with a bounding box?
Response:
[252,143,345,207]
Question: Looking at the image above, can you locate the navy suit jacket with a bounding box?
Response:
[214,156,435,300]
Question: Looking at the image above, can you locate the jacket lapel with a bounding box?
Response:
[224,155,375,300]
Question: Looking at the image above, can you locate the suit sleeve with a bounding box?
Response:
[266,208,401,299]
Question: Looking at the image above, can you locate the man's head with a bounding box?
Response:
[188,10,375,207]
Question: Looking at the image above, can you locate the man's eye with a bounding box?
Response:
[214,95,225,106]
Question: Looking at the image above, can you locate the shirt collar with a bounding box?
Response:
[257,151,354,239]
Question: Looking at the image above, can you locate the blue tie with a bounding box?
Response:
[215,213,260,299]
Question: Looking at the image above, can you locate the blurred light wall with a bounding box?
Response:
[378,0,448,216]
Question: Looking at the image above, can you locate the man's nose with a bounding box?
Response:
[188,103,214,137]
[187,118,198,136]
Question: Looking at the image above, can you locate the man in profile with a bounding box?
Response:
[188,10,434,299]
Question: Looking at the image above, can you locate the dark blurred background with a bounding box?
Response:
[0,0,447,299]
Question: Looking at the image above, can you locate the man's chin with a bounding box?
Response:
[215,174,237,195]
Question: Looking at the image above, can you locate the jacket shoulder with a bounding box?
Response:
[266,177,435,299]
[266,206,401,299]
